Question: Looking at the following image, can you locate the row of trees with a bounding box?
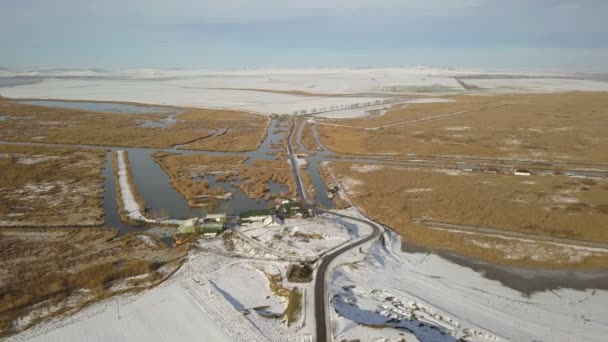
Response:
[291,98,397,115]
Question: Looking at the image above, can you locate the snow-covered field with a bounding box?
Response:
[236,214,361,259]
[3,67,606,117]
[328,225,608,342]
[6,213,368,342]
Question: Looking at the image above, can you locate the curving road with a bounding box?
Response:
[286,118,382,342]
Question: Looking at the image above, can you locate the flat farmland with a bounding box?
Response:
[316,92,608,163]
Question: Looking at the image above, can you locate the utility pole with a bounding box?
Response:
[117,299,120,320]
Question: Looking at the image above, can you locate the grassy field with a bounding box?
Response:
[0,144,105,227]
[0,99,267,151]
[326,162,608,268]
[0,228,188,337]
[316,92,608,163]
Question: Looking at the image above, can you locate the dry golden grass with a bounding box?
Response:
[290,118,302,152]
[240,159,296,200]
[317,92,608,163]
[264,272,302,325]
[328,162,608,268]
[178,109,268,151]
[0,228,188,337]
[154,152,296,205]
[300,123,322,150]
[0,99,267,151]
[153,152,245,206]
[0,144,105,227]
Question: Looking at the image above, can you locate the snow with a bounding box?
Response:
[208,262,286,315]
[3,69,605,117]
[116,150,145,221]
[236,216,354,258]
[7,280,234,342]
[328,227,608,342]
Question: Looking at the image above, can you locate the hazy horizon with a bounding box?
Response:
[1,1,607,72]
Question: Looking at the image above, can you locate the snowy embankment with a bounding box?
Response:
[115,151,186,226]
[116,150,146,221]
[328,225,608,342]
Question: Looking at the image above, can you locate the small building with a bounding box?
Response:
[200,221,224,236]
[178,218,199,234]
[205,213,227,223]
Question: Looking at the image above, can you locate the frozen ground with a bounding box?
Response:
[4,67,604,117]
[328,225,608,342]
[7,213,371,342]
[236,214,361,259]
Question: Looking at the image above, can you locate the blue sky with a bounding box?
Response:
[1,0,607,71]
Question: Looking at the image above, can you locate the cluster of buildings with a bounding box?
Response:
[177,213,227,237]
[239,200,313,226]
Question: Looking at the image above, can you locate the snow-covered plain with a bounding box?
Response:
[7,213,367,342]
[328,225,608,342]
[4,67,605,117]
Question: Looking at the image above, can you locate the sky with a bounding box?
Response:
[1,0,607,71]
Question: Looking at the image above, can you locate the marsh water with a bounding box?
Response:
[2,98,607,294]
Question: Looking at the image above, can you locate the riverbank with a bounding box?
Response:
[113,151,147,224]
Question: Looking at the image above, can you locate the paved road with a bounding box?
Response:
[286,118,382,342]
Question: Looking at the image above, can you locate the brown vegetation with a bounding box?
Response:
[0,228,188,337]
[240,159,297,200]
[264,272,302,325]
[0,98,267,151]
[153,152,296,205]
[316,92,608,163]
[327,161,608,268]
[318,162,351,209]
[300,123,322,150]
[0,144,105,227]
[153,152,245,206]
